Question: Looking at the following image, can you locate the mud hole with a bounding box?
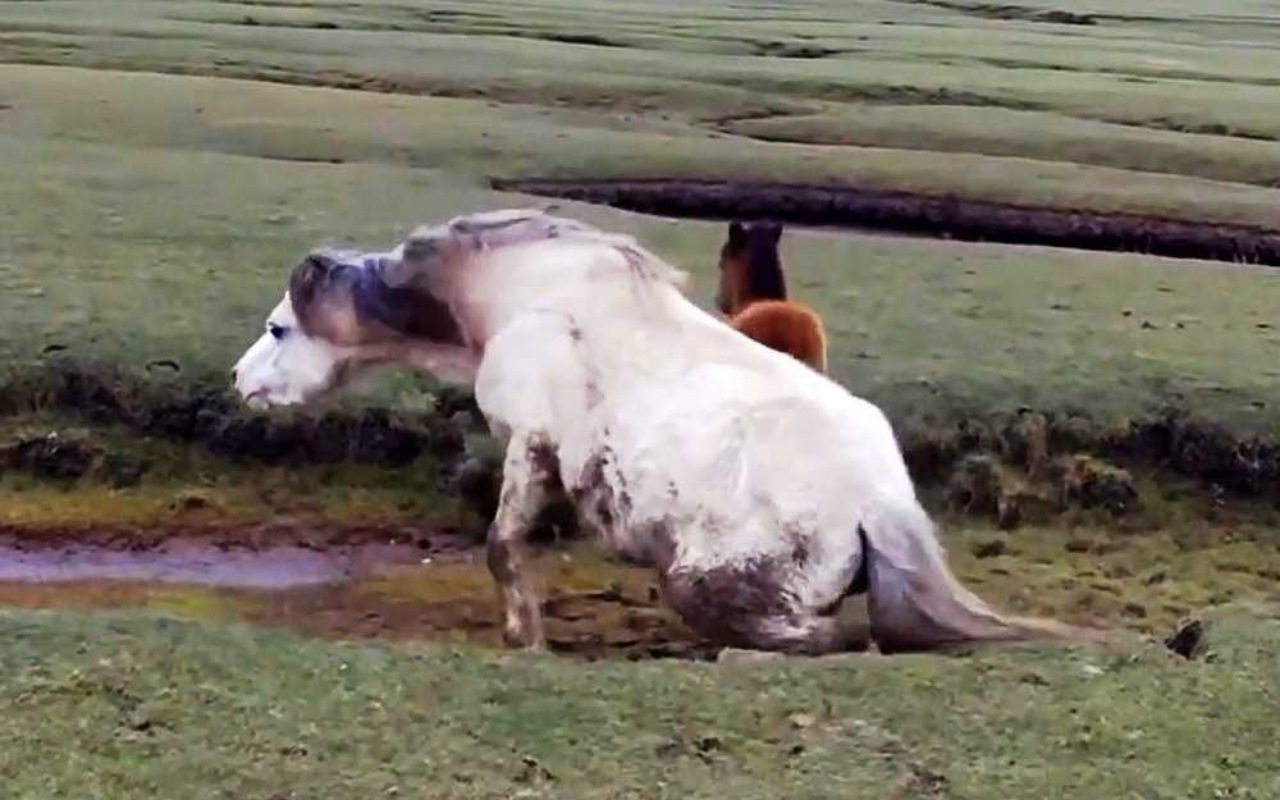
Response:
[0,523,720,662]
[496,177,1280,267]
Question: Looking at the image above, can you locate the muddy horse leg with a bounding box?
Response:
[486,433,559,650]
[739,612,870,656]
[662,566,871,656]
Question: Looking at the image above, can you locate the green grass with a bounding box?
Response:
[6,0,1280,223]
[3,1,1280,433]
[1,608,1278,799]
[6,88,1280,429]
[724,104,1280,187]
[6,3,1280,786]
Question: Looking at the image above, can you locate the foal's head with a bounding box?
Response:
[715,220,786,316]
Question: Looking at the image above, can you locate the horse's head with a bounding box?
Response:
[232,208,690,408]
[231,246,471,408]
[716,220,785,315]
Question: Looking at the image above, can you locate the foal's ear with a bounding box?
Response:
[728,220,746,246]
[765,221,784,244]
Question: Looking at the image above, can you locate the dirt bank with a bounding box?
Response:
[0,360,487,466]
[495,177,1280,267]
[10,364,1280,520]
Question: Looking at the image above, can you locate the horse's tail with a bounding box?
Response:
[859,503,1103,653]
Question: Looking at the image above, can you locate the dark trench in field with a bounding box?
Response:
[494,177,1280,267]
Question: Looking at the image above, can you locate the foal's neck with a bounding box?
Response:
[742,247,787,305]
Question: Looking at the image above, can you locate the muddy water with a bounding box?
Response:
[0,542,426,588]
[0,534,719,661]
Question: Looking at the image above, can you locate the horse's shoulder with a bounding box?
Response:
[474,310,592,435]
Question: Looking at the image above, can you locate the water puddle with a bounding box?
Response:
[0,534,720,661]
[0,541,427,589]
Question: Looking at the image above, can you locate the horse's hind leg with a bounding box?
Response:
[486,432,561,650]
[739,612,870,656]
[662,567,870,656]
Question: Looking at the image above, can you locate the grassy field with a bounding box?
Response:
[4,2,1280,794]
[6,1,1280,222]
[6,64,1280,429]
[5,0,1280,428]
[1,608,1278,799]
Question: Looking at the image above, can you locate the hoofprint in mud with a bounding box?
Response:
[232,208,1100,655]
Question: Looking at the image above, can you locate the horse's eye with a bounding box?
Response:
[268,323,288,341]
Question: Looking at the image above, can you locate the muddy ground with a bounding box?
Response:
[496,178,1280,267]
[0,516,1228,663]
[1,368,1271,663]
[0,521,722,662]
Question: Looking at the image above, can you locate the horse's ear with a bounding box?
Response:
[401,230,444,271]
[766,222,784,244]
[288,251,342,331]
[728,220,746,246]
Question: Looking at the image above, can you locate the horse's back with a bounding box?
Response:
[730,300,827,372]
[605,356,912,534]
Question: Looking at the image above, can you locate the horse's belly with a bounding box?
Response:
[560,363,909,602]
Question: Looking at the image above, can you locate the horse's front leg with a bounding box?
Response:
[486,432,559,650]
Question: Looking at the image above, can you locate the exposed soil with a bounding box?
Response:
[495,177,1280,267]
[0,501,1261,663]
[10,363,1280,527]
[0,522,721,662]
[0,518,462,552]
[0,362,481,469]
[891,0,1098,25]
[233,562,720,662]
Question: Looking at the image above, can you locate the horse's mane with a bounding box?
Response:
[743,228,787,302]
[404,208,690,289]
[290,210,690,340]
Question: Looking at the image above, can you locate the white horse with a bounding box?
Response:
[232,208,1098,654]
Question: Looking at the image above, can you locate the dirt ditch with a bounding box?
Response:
[495,177,1280,267]
[0,522,720,662]
[0,518,1234,663]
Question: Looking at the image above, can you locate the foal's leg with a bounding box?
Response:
[486,433,560,650]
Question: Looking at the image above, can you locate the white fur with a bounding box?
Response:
[231,215,1086,654]
[233,296,350,408]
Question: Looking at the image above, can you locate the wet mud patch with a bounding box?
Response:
[496,178,1280,267]
[0,526,719,662]
[236,555,719,662]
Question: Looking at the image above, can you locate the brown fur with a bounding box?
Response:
[716,221,828,373]
[728,300,828,374]
[288,249,466,347]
